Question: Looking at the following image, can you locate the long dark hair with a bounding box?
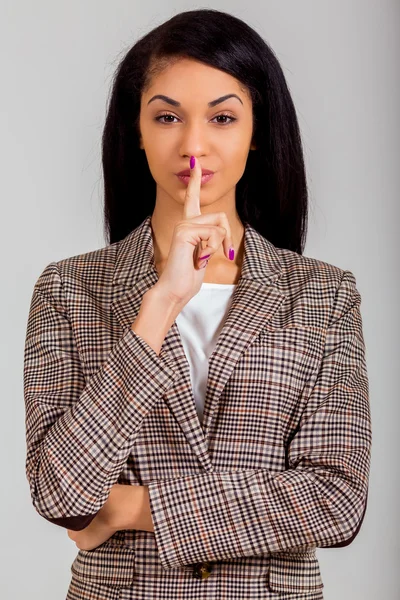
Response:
[102,8,308,253]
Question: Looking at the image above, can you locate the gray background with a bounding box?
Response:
[1,1,398,598]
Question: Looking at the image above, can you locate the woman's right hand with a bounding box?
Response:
[154,155,235,307]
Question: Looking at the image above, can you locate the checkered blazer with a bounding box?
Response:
[24,215,372,599]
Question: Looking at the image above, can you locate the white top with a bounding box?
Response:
[175,282,237,425]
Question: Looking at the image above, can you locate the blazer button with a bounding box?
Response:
[192,561,214,579]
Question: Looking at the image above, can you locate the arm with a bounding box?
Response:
[24,261,179,530]
[147,270,372,570]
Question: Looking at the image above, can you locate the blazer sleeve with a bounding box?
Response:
[24,261,178,530]
[147,269,372,570]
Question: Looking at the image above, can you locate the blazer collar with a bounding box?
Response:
[110,215,286,471]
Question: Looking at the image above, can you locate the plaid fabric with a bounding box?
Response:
[24,215,372,599]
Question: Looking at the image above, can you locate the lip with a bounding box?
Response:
[176,168,215,176]
[176,172,214,185]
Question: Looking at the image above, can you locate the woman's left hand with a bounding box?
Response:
[67,512,117,551]
[67,483,153,550]
[67,483,126,550]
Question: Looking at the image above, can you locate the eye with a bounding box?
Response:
[213,114,237,125]
[154,112,237,126]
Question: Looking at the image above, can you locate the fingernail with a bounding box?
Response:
[190,156,195,169]
[199,254,210,260]
[199,258,209,269]
[229,246,235,260]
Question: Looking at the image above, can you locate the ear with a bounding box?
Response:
[249,133,257,151]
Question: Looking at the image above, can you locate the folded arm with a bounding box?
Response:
[24,261,178,530]
[147,270,372,570]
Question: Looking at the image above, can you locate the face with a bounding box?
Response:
[138,57,256,212]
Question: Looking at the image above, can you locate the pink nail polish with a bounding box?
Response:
[229,246,235,260]
[199,254,211,260]
[190,156,195,169]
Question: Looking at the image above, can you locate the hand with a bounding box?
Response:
[155,155,235,307]
[67,512,117,551]
[67,484,154,550]
[67,483,132,551]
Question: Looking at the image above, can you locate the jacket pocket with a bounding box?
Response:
[70,540,136,587]
[267,550,324,594]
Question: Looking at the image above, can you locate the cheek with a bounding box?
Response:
[140,118,174,155]
[225,132,253,161]
[224,147,250,180]
[142,154,166,185]
[142,143,172,177]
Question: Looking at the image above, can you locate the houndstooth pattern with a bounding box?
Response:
[23,215,372,599]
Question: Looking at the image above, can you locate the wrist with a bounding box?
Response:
[146,283,185,311]
[131,286,184,356]
[110,484,153,533]
[135,485,154,533]
[107,484,138,531]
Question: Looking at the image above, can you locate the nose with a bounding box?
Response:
[179,122,209,160]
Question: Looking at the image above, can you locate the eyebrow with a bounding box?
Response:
[147,93,243,107]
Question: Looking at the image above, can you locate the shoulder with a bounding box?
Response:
[274,246,361,328]
[276,246,358,293]
[31,240,122,303]
[57,240,120,283]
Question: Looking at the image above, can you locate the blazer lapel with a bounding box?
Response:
[110,215,286,471]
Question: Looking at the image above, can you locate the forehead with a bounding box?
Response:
[143,57,249,101]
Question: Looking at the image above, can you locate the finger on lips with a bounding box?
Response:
[186,155,203,265]
[184,155,234,268]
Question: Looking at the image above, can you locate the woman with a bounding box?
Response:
[23,8,372,600]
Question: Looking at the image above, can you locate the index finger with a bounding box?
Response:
[183,155,202,220]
